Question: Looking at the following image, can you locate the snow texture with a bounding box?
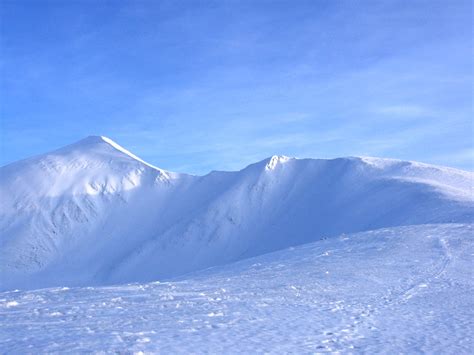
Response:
[1,224,472,353]
[1,136,472,290]
[0,136,473,352]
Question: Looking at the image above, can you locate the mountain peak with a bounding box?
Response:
[80,135,109,143]
[74,135,122,148]
[65,135,162,172]
[265,155,292,170]
[70,135,117,147]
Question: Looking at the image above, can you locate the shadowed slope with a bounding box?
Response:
[1,137,472,289]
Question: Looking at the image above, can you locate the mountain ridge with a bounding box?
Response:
[1,136,472,290]
[3,135,472,177]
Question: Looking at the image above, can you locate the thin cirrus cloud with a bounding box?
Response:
[0,1,472,173]
[371,105,435,119]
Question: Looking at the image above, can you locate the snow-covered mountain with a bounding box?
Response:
[1,136,473,290]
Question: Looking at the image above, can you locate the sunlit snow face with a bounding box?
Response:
[265,155,292,171]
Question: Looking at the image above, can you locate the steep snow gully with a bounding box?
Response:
[0,136,473,290]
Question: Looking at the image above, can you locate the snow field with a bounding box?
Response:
[1,224,472,353]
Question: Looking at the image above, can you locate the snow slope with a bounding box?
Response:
[1,136,473,290]
[1,224,472,353]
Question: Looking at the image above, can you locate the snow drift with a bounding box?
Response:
[1,136,472,290]
[2,224,472,353]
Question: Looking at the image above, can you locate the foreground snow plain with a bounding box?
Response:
[1,224,472,353]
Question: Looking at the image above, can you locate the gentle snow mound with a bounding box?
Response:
[1,224,472,353]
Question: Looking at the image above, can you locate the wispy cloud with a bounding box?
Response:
[1,1,472,173]
[371,105,435,118]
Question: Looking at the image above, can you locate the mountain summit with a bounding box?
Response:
[1,137,472,290]
[63,135,164,170]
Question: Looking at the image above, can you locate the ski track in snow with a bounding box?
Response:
[1,224,472,353]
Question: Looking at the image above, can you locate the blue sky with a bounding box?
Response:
[1,0,472,173]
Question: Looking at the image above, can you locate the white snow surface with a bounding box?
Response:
[1,136,473,352]
[0,224,472,353]
[0,136,473,290]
